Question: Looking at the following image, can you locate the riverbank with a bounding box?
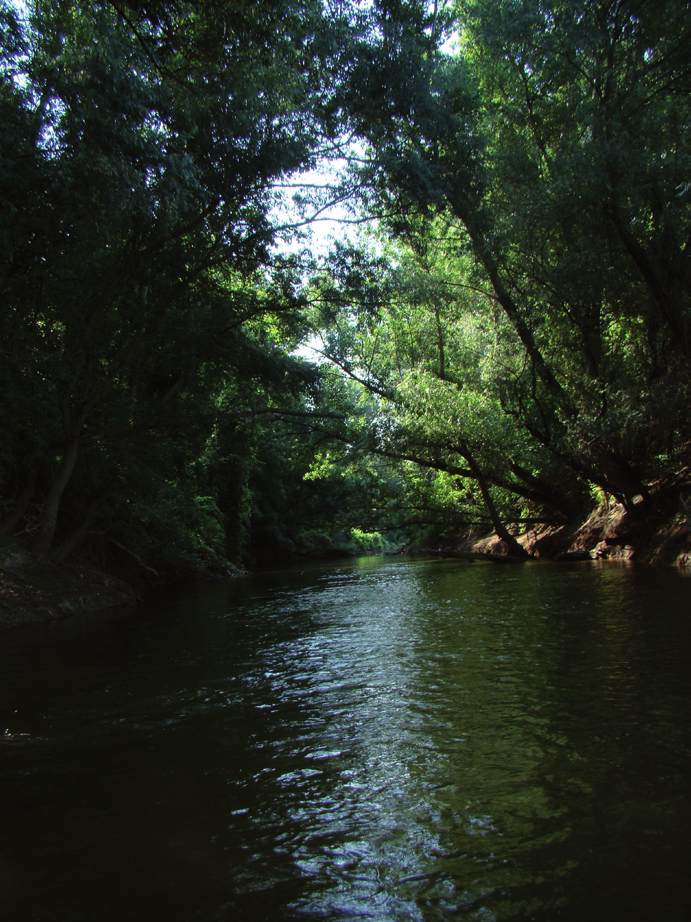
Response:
[0,550,140,630]
[2,491,690,631]
[435,491,691,566]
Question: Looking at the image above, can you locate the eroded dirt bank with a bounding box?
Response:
[442,494,691,567]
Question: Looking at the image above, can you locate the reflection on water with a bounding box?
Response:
[1,559,690,921]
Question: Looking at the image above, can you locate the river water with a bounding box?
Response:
[1,557,690,922]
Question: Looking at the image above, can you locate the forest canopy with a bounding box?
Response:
[1,0,690,574]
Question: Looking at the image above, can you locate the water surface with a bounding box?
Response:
[1,557,690,921]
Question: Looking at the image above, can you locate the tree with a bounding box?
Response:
[335,0,691,516]
[0,0,358,561]
[308,230,586,553]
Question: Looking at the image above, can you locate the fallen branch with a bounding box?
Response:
[107,539,159,578]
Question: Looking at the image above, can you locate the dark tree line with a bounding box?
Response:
[0,0,366,570]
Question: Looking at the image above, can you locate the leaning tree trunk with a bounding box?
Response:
[33,436,81,558]
[50,491,108,563]
[475,469,532,559]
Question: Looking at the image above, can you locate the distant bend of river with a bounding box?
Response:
[1,557,690,922]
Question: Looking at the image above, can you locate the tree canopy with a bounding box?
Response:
[314,0,691,544]
[1,0,689,574]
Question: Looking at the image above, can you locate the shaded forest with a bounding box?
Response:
[1,0,690,579]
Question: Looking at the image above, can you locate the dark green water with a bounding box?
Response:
[1,557,691,922]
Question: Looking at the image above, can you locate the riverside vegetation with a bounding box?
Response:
[1,0,690,623]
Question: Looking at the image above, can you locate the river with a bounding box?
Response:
[1,557,690,921]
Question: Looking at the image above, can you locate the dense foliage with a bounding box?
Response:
[308,0,691,548]
[1,0,689,573]
[0,0,362,570]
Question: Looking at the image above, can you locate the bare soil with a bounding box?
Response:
[449,493,691,567]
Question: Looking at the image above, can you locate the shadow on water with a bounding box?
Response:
[1,558,690,921]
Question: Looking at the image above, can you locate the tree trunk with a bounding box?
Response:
[609,196,691,363]
[474,469,532,559]
[451,201,566,402]
[33,436,81,557]
[51,492,108,563]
